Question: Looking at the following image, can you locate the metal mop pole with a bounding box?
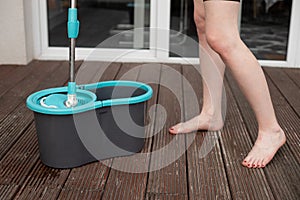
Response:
[65,0,79,107]
[70,0,76,83]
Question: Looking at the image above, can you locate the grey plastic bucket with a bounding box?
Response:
[27,81,153,168]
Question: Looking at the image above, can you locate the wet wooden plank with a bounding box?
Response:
[226,69,300,199]
[264,67,300,116]
[145,64,188,199]
[217,72,275,199]
[182,65,231,200]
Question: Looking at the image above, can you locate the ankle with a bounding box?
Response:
[258,124,283,134]
[201,107,221,118]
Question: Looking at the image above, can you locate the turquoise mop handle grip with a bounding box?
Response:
[68,82,76,95]
[68,8,80,38]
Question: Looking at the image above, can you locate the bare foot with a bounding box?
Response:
[242,128,286,169]
[169,113,224,134]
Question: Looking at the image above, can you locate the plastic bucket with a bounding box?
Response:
[27,81,153,168]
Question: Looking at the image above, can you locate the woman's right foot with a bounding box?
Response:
[169,113,224,134]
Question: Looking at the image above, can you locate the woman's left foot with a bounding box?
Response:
[242,128,286,169]
[169,113,224,134]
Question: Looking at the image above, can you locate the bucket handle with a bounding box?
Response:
[79,81,153,108]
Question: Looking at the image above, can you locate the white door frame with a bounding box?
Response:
[31,0,300,67]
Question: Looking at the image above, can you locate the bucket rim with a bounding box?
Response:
[26,80,153,115]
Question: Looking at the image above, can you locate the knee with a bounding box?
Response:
[194,11,205,36]
[206,28,240,57]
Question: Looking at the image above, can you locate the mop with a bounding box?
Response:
[26,0,153,168]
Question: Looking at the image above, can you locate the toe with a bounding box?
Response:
[246,157,255,168]
[169,127,177,135]
[252,159,260,168]
[169,124,181,134]
[242,155,254,168]
[242,160,248,167]
[257,159,263,168]
[261,159,268,168]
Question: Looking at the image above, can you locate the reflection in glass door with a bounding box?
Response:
[240,0,292,60]
[47,0,150,49]
[169,0,293,61]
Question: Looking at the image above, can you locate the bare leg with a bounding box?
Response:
[204,1,286,168]
[169,0,225,134]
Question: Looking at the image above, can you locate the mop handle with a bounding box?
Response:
[68,0,79,92]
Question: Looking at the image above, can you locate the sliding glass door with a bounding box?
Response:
[34,0,300,67]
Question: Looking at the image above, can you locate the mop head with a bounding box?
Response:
[40,94,68,109]
[40,92,96,109]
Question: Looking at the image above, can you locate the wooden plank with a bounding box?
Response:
[0,65,16,79]
[0,104,33,159]
[0,185,18,200]
[263,68,300,162]
[145,64,188,199]
[217,73,275,199]
[101,63,144,200]
[0,123,40,199]
[0,61,79,199]
[74,62,121,84]
[182,65,231,200]
[57,162,111,200]
[264,67,300,116]
[0,60,80,198]
[13,162,70,200]
[1,61,120,200]
[101,63,161,200]
[0,64,33,98]
[226,69,300,199]
[283,68,300,88]
[12,62,120,200]
[115,63,141,80]
[137,63,161,153]
[0,61,78,160]
[0,61,62,121]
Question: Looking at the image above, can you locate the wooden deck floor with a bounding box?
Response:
[0,61,299,200]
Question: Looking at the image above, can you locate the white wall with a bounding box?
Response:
[0,0,33,65]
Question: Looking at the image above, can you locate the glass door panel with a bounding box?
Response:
[47,0,150,48]
[240,0,292,60]
[169,0,198,57]
[169,0,293,60]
